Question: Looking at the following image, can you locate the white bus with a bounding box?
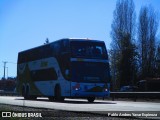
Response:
[17,38,110,102]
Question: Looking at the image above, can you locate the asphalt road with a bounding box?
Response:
[0,96,160,111]
[0,96,160,119]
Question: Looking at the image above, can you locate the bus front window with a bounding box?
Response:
[71,41,108,59]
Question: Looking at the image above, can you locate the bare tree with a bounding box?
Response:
[110,0,136,88]
[155,43,160,77]
[138,6,159,78]
[138,6,149,78]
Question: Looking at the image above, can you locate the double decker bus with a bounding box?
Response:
[17,38,110,102]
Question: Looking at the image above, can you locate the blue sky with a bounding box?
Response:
[0,0,160,78]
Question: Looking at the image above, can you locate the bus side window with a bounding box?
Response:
[18,53,25,64]
[26,51,31,62]
[62,40,69,53]
[54,42,61,56]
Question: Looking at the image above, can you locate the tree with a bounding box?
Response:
[155,43,160,77]
[138,6,159,78]
[110,0,136,88]
[44,38,49,44]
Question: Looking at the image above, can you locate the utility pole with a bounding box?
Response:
[6,67,8,79]
[2,61,7,80]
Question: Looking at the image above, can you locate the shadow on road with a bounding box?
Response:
[15,98,117,104]
[61,100,116,104]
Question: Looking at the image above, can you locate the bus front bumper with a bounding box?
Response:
[71,91,110,97]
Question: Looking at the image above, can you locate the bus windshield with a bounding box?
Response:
[71,41,108,59]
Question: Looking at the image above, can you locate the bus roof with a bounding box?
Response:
[65,38,104,42]
[18,38,104,54]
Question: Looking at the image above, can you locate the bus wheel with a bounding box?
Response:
[55,86,64,102]
[24,85,30,100]
[30,96,37,100]
[24,86,29,99]
[22,86,25,97]
[87,97,95,103]
[49,97,55,101]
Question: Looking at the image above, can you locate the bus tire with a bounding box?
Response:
[24,86,28,99]
[24,85,30,100]
[49,97,55,101]
[87,97,95,103]
[55,86,64,102]
[30,96,37,100]
[22,86,25,97]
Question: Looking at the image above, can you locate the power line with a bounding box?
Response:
[7,61,17,64]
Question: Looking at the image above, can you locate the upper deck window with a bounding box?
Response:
[70,41,108,59]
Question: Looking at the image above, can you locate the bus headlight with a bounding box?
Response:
[103,84,108,92]
[104,88,108,92]
[75,88,80,91]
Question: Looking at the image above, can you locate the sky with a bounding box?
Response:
[0,0,160,78]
